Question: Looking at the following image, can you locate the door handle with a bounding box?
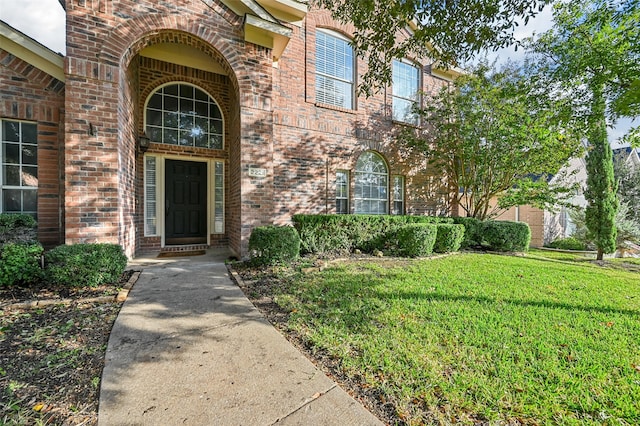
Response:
[166,200,170,216]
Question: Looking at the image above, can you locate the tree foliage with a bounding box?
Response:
[614,151,640,225]
[527,0,637,259]
[402,62,581,220]
[312,0,551,94]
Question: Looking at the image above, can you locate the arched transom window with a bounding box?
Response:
[354,151,388,214]
[145,83,223,149]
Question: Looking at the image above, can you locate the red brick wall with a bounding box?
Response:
[0,50,65,247]
[58,1,454,258]
[63,0,270,257]
[270,9,452,225]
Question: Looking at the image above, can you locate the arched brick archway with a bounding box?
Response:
[63,6,276,258]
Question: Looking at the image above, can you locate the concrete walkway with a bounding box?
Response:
[98,249,382,425]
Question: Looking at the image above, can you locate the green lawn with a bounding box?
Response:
[271,253,640,424]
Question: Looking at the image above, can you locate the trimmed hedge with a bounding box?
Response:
[0,213,38,247]
[292,214,454,255]
[394,224,438,257]
[0,242,44,287]
[0,213,37,229]
[45,243,128,288]
[452,217,483,249]
[546,237,586,251]
[434,224,465,253]
[248,225,301,265]
[482,220,531,252]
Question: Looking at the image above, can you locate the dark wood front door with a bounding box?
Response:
[165,160,207,245]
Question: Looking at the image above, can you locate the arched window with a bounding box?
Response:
[145,83,223,149]
[354,151,388,214]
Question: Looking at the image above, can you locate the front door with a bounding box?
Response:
[165,159,207,245]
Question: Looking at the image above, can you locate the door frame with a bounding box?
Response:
[143,154,225,248]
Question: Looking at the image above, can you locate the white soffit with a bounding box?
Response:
[139,43,228,75]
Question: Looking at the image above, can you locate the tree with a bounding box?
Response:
[527,0,639,259]
[614,151,640,225]
[312,0,551,94]
[402,62,581,220]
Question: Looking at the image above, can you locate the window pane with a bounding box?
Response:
[148,93,162,109]
[23,189,37,211]
[3,143,20,164]
[3,189,21,211]
[164,128,178,145]
[179,84,193,98]
[147,110,162,126]
[4,165,20,186]
[164,84,178,96]
[2,121,19,142]
[22,123,37,143]
[164,95,178,111]
[22,166,38,187]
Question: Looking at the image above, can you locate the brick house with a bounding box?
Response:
[1,0,460,258]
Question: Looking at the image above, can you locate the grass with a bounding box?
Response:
[270,253,640,425]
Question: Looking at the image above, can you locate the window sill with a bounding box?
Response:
[314,102,357,114]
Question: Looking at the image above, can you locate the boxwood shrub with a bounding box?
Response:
[292,214,454,255]
[482,220,531,252]
[248,225,301,265]
[546,237,586,251]
[394,224,438,257]
[0,213,37,229]
[0,213,37,246]
[45,243,128,287]
[434,224,465,253]
[452,217,483,249]
[0,242,44,287]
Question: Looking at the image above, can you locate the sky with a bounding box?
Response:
[0,0,634,146]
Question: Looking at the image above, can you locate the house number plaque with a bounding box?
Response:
[248,168,267,178]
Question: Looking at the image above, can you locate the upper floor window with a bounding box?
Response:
[145,83,223,149]
[1,120,37,216]
[315,29,354,109]
[354,151,388,214]
[392,59,420,125]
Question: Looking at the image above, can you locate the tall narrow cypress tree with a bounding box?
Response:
[584,85,618,261]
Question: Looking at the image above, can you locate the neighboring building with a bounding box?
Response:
[1,1,460,258]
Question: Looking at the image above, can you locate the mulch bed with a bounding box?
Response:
[0,271,134,425]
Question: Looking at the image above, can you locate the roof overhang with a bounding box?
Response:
[218,0,305,61]
[0,20,65,82]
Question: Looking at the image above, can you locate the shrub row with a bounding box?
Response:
[0,243,128,288]
[291,214,455,255]
[247,218,470,264]
[545,237,586,251]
